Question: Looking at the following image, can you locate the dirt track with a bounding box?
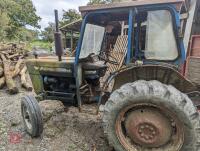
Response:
[0,89,111,151]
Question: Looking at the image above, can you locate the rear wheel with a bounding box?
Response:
[103,80,200,151]
[21,95,43,137]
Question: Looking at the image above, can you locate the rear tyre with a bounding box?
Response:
[21,95,43,137]
[103,80,200,151]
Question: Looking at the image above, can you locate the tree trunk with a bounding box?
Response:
[0,54,18,94]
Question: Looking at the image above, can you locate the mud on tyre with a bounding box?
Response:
[103,80,200,151]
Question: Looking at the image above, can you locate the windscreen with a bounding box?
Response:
[79,23,105,59]
[145,10,178,60]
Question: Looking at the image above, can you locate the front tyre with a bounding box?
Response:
[21,95,43,137]
[103,80,200,151]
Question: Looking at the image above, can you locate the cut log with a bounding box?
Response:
[0,44,12,51]
[20,66,32,91]
[13,59,24,77]
[0,63,3,77]
[0,54,18,94]
[0,76,5,89]
[7,53,21,59]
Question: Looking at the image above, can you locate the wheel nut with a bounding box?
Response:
[145,136,149,140]
[171,122,175,127]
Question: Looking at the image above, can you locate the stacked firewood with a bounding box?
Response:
[0,42,32,94]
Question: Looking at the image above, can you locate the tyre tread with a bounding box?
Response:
[103,80,200,151]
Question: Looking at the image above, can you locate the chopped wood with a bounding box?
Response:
[0,42,32,94]
[0,54,18,94]
[7,53,21,59]
[0,64,3,77]
[0,76,5,89]
[12,59,24,78]
[20,66,32,91]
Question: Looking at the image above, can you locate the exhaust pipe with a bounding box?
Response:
[54,10,63,61]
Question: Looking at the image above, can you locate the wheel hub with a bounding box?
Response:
[125,108,172,147]
[23,107,32,130]
[137,123,158,142]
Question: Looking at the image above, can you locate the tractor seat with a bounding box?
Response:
[83,61,107,78]
[82,61,107,71]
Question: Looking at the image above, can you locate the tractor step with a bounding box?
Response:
[45,91,76,104]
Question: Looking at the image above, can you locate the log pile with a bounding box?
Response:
[0,42,32,94]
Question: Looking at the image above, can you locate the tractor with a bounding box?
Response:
[21,0,200,150]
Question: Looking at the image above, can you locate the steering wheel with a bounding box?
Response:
[98,52,119,65]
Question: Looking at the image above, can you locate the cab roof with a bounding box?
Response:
[79,0,186,15]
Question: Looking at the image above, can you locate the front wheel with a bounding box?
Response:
[21,95,43,137]
[103,80,200,151]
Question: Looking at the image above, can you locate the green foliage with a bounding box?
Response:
[0,0,40,41]
[18,28,39,41]
[41,22,55,42]
[60,9,81,27]
[27,40,52,51]
[6,0,40,28]
[0,12,10,41]
[88,0,107,5]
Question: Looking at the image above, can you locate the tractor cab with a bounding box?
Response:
[76,0,186,73]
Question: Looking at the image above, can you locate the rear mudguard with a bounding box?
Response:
[103,65,197,94]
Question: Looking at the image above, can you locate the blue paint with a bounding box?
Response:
[126,9,134,64]
[179,40,186,63]
[168,5,185,64]
[135,15,140,59]
[169,4,181,28]
[75,15,88,66]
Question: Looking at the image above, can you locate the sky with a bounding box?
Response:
[32,0,89,29]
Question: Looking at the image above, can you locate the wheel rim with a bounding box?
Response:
[22,105,32,131]
[115,103,184,151]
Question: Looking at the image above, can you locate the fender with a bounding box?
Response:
[103,65,197,93]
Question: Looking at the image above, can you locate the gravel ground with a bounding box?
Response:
[0,89,112,151]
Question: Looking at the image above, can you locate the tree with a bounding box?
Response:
[0,0,40,41]
[41,22,55,42]
[60,9,81,27]
[5,0,40,28]
[87,0,107,5]
[0,12,10,41]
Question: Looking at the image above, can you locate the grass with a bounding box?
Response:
[26,40,52,52]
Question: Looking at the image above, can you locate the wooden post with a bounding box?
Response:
[183,0,198,52]
[71,30,73,51]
